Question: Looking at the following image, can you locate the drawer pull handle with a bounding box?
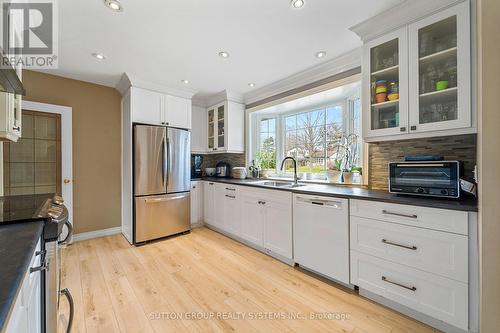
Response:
[382,239,417,250]
[225,195,235,199]
[382,210,418,219]
[382,276,417,291]
[225,187,236,191]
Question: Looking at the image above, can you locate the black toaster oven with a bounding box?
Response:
[389,161,461,198]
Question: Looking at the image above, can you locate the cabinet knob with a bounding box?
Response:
[13,126,20,131]
[400,127,406,132]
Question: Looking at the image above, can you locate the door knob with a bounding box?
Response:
[64,179,71,184]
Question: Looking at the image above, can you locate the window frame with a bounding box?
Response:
[250,98,363,179]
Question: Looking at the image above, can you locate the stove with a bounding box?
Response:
[35,195,73,333]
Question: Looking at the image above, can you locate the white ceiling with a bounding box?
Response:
[39,0,404,99]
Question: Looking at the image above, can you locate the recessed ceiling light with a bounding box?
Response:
[181,79,190,84]
[291,0,305,9]
[104,0,123,12]
[315,51,327,58]
[248,83,256,87]
[218,51,230,58]
[92,53,106,60]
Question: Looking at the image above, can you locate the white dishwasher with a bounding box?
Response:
[293,194,350,285]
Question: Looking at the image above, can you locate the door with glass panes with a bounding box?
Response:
[408,1,470,133]
[207,103,226,151]
[3,110,61,196]
[363,27,408,138]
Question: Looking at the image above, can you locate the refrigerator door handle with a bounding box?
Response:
[161,137,166,186]
[144,195,187,203]
[166,137,171,187]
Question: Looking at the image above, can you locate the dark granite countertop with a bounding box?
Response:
[202,177,478,212]
[0,221,44,331]
[0,194,53,224]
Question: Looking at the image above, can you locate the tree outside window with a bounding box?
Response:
[256,118,276,170]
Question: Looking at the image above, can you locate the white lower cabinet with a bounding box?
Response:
[349,199,473,331]
[350,251,468,330]
[240,191,265,245]
[262,192,293,259]
[239,187,292,260]
[220,185,241,236]
[203,181,216,226]
[206,183,293,262]
[350,216,468,282]
[6,239,42,333]
[190,181,203,225]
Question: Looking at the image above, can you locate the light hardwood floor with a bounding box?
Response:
[58,227,438,333]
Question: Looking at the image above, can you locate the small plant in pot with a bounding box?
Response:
[340,133,360,184]
[326,159,342,183]
[255,139,276,178]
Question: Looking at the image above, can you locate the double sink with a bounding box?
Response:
[251,180,306,189]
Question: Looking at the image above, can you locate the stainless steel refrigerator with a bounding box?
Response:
[133,125,191,243]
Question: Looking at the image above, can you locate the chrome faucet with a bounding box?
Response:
[280,157,299,185]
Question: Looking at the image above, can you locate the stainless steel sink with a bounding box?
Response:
[254,180,305,188]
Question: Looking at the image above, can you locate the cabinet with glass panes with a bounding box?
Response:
[206,102,226,151]
[408,1,470,133]
[362,1,472,141]
[363,27,408,138]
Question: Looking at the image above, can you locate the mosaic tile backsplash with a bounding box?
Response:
[369,134,477,190]
[196,153,246,175]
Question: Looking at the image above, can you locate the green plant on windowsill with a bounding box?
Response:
[255,138,277,177]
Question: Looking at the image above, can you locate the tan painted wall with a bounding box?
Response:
[477,0,500,331]
[22,70,122,234]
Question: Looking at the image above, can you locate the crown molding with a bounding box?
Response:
[349,0,466,42]
[192,89,245,108]
[115,72,196,99]
[243,47,362,106]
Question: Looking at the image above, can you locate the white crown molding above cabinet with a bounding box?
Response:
[116,72,196,99]
[349,0,467,42]
[243,48,362,105]
[193,90,245,109]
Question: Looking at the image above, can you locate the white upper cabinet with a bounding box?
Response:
[363,27,409,138]
[361,1,473,142]
[131,87,192,129]
[408,1,470,134]
[164,94,192,129]
[206,100,244,153]
[131,87,163,125]
[191,105,207,153]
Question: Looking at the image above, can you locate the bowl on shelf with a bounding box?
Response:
[387,93,399,101]
[205,168,216,177]
[436,80,449,91]
[375,93,387,103]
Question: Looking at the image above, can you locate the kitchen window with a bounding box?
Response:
[248,79,363,183]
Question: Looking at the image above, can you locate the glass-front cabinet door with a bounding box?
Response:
[207,107,215,150]
[216,104,225,150]
[363,27,408,138]
[408,1,470,133]
[206,102,226,151]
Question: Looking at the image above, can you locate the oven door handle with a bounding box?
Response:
[58,221,73,245]
[60,288,74,333]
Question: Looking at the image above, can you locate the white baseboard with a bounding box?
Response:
[72,226,122,242]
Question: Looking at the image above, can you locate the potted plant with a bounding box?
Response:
[326,159,342,183]
[340,134,360,184]
[255,148,276,178]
